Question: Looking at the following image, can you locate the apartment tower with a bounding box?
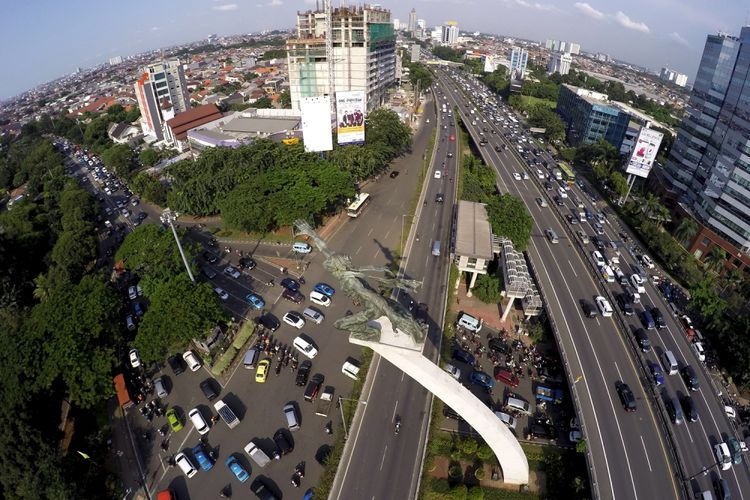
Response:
[133,60,190,141]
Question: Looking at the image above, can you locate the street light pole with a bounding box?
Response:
[160,208,195,284]
[338,396,367,440]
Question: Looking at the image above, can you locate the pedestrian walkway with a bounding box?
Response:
[452,284,516,333]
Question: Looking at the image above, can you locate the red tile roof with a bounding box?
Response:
[165,104,223,141]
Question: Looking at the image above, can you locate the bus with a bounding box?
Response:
[346,192,371,218]
[558,161,576,186]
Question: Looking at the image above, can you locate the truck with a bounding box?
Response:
[213,399,240,429]
[552,168,562,181]
[535,385,564,404]
[314,386,335,417]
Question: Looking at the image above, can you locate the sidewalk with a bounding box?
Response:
[452,284,518,333]
[108,398,148,500]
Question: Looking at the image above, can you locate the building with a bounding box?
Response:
[509,47,528,79]
[417,19,426,31]
[556,84,631,149]
[392,18,400,30]
[164,104,223,151]
[410,44,420,63]
[484,55,500,73]
[568,43,580,55]
[107,122,142,146]
[547,51,572,76]
[441,22,459,46]
[545,39,580,54]
[133,59,190,141]
[454,201,493,293]
[661,28,750,255]
[408,8,417,34]
[286,4,397,112]
[659,67,688,87]
[109,56,123,66]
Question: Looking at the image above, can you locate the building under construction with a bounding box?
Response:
[286,3,397,111]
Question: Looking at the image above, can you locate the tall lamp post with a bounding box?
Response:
[160,208,195,284]
[338,396,367,440]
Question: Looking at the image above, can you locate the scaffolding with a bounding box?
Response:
[497,237,543,317]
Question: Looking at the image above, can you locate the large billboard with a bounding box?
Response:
[336,90,365,145]
[300,96,333,152]
[625,127,663,179]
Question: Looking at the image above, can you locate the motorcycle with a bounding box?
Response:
[394,416,401,435]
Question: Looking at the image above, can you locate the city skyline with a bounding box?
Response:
[2,0,747,99]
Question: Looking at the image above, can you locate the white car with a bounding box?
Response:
[641,254,655,269]
[715,442,732,470]
[309,290,331,307]
[128,286,137,300]
[214,287,229,300]
[283,312,305,329]
[536,169,545,179]
[182,350,202,371]
[630,274,646,293]
[557,186,568,198]
[595,296,613,317]
[592,251,606,268]
[188,408,210,435]
[444,363,461,380]
[128,349,141,368]
[293,335,318,359]
[692,341,706,362]
[536,197,548,208]
[512,172,521,181]
[175,452,198,478]
[569,430,583,443]
[224,266,241,279]
[434,170,442,179]
[522,172,529,180]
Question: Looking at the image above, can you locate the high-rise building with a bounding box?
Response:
[545,39,580,54]
[568,43,580,55]
[509,47,528,79]
[410,44,420,62]
[286,4,396,112]
[408,8,417,34]
[109,56,123,66]
[441,22,459,46]
[662,28,750,253]
[392,18,400,30]
[133,59,190,141]
[674,73,688,87]
[659,67,688,87]
[547,51,572,76]
[556,85,631,149]
[417,19,426,31]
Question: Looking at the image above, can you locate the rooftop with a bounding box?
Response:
[455,200,493,260]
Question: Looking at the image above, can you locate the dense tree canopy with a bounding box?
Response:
[486,194,534,251]
[432,46,465,63]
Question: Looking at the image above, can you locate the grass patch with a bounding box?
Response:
[232,321,255,350]
[211,345,237,375]
[520,95,556,109]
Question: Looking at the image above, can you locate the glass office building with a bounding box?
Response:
[556,84,630,149]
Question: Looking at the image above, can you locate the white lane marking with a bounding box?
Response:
[368,227,374,237]
[614,362,623,381]
[392,400,399,422]
[355,245,362,255]
[379,445,388,471]
[384,228,392,240]
[568,260,578,278]
[640,436,653,472]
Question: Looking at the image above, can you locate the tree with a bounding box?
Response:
[674,218,699,246]
[471,273,502,304]
[279,90,291,109]
[432,46,465,62]
[254,96,274,109]
[260,48,287,60]
[130,172,167,205]
[101,144,135,178]
[365,108,412,158]
[139,148,159,167]
[406,62,434,90]
[704,245,727,273]
[243,71,259,82]
[527,105,565,142]
[609,171,628,199]
[486,194,534,251]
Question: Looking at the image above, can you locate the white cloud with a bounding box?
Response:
[213,3,238,11]
[512,0,556,11]
[268,0,282,5]
[574,2,605,20]
[151,26,160,31]
[668,31,689,47]
[614,11,650,33]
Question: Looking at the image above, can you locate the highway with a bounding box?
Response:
[435,66,750,499]
[329,93,460,499]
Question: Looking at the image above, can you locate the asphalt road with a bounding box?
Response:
[436,67,750,499]
[328,95,461,500]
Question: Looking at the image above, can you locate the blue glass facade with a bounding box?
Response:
[556,84,630,149]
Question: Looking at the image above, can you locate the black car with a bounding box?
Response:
[280,278,300,292]
[304,374,324,402]
[296,360,312,386]
[202,251,218,264]
[256,313,280,332]
[651,307,666,329]
[168,355,185,375]
[273,429,293,457]
[137,211,147,221]
[633,328,651,352]
[488,338,510,355]
[581,300,597,318]
[239,257,257,270]
[389,171,400,178]
[616,294,634,316]
[282,289,304,304]
[495,145,502,152]
[435,193,444,203]
[616,382,637,412]
[414,303,429,325]
[251,477,280,500]
[545,181,553,191]
[681,365,700,391]
[200,378,219,401]
[681,395,698,422]
[452,349,476,366]
[553,195,564,206]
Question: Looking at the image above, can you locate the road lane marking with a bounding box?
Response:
[379,446,388,471]
[355,245,362,255]
[640,436,653,471]
[384,228,392,240]
[392,400,399,422]
[568,260,578,278]
[614,362,623,381]
[368,227,374,237]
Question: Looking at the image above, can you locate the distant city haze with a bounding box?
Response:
[1,0,746,98]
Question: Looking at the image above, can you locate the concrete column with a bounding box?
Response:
[466,271,479,297]
[501,296,515,321]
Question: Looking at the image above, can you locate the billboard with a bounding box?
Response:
[625,127,663,179]
[336,90,365,145]
[300,96,333,152]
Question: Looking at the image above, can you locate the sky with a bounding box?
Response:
[1,0,748,99]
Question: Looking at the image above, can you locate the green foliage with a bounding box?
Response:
[139,148,159,167]
[527,321,546,343]
[459,438,478,455]
[468,486,485,500]
[253,96,274,109]
[101,143,136,178]
[243,71,259,82]
[211,344,239,375]
[521,81,560,101]
[404,61,434,89]
[463,58,484,75]
[486,194,534,251]
[609,171,628,199]
[433,46,466,62]
[130,171,167,205]
[460,155,496,203]
[527,105,565,142]
[279,90,292,108]
[482,67,509,95]
[261,48,287,60]
[575,439,587,453]
[472,273,502,304]
[232,321,256,349]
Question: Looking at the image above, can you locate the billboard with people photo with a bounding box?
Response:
[336,90,365,145]
[625,128,663,179]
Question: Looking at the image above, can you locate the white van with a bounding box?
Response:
[292,241,312,254]
[661,350,679,375]
[342,360,361,380]
[601,266,615,283]
[505,396,532,415]
[592,251,606,267]
[302,307,325,325]
[495,411,517,430]
[456,312,482,333]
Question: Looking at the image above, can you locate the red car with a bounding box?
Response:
[449,134,455,141]
[493,367,519,388]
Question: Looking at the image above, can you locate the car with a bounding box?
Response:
[225,455,250,482]
[131,198,139,206]
[283,312,305,329]
[246,293,265,309]
[681,365,700,391]
[569,430,583,443]
[577,230,590,244]
[238,257,256,270]
[200,378,219,400]
[309,290,331,307]
[630,274,646,293]
[488,338,510,355]
[389,171,400,178]
[126,315,136,331]
[435,193,444,203]
[443,363,461,379]
[553,195,564,206]
[273,429,293,457]
[282,289,304,304]
[120,208,130,217]
[188,408,210,435]
[129,349,141,368]
[296,360,312,386]
[652,308,666,329]
[214,287,229,300]
[593,223,604,235]
[224,266,241,279]
[183,350,202,372]
[201,267,217,279]
[168,355,185,375]
[449,134,455,141]
[640,254,655,269]
[128,286,138,300]
[595,296,612,317]
[512,172,522,181]
[522,172,529,180]
[256,313,280,331]
[281,278,301,292]
[313,283,335,297]
[166,409,183,432]
[544,181,553,190]
[452,349,476,365]
[616,294,634,315]
[634,328,651,352]
[616,382,637,412]
[682,395,698,422]
[447,151,454,157]
[293,335,318,359]
[256,359,270,383]
[536,197,548,207]
[434,170,442,179]
[292,241,312,253]
[175,452,197,478]
[251,477,279,500]
[493,367,520,388]
[648,361,665,386]
[715,442,732,470]
[692,341,706,362]
[202,251,218,263]
[192,442,215,471]
[727,437,743,465]
[566,214,579,225]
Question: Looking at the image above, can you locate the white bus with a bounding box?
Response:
[346,192,371,218]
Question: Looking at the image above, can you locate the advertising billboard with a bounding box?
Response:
[625,127,663,179]
[336,90,365,145]
[300,96,333,152]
